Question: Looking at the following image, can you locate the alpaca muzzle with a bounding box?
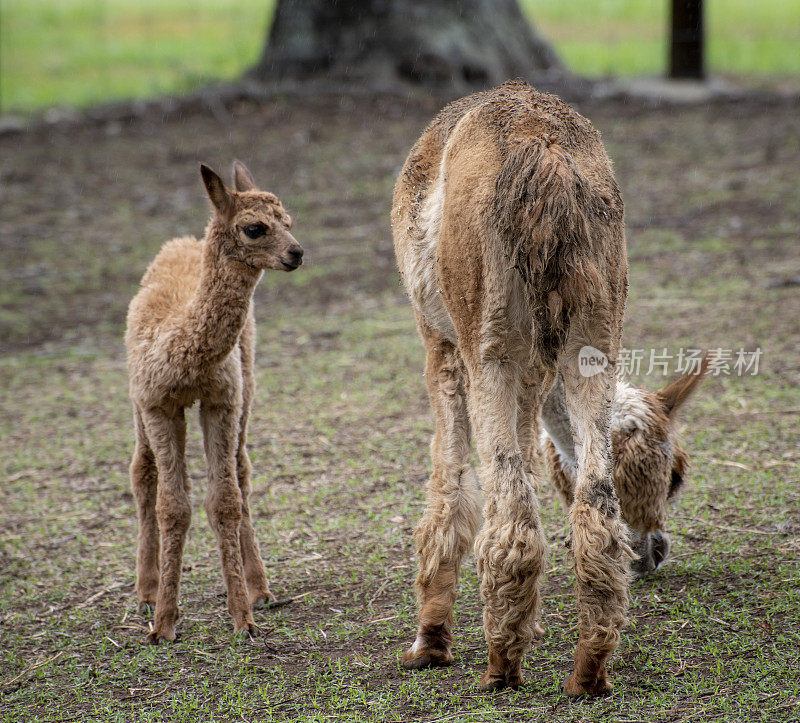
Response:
[281,245,303,270]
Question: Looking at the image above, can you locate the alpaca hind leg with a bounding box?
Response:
[141,407,192,643]
[402,323,481,670]
[561,362,633,697]
[235,321,273,608]
[200,401,254,636]
[236,402,274,608]
[468,360,549,691]
[131,406,160,615]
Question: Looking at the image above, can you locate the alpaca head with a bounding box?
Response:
[200,161,304,272]
[615,361,709,576]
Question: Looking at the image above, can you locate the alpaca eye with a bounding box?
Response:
[242,224,266,239]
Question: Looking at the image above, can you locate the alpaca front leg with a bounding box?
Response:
[561,365,633,697]
[131,407,159,614]
[201,402,254,636]
[468,362,548,692]
[402,325,482,670]
[475,452,548,691]
[141,407,192,643]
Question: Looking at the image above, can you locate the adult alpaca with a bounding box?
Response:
[126,161,302,643]
[392,81,630,696]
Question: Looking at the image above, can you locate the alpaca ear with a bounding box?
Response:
[200,164,233,218]
[232,160,257,192]
[655,352,712,417]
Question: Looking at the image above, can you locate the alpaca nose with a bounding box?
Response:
[288,246,303,265]
[650,530,670,568]
[280,244,304,271]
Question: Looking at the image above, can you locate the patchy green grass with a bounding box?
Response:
[1,95,799,721]
[2,0,799,113]
[0,0,275,113]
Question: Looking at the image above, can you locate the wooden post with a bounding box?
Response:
[669,0,704,79]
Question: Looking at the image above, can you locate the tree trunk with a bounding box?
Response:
[249,0,566,89]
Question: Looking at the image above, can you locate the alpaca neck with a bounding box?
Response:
[541,375,577,467]
[183,225,260,369]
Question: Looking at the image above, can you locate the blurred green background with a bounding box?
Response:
[1,0,799,113]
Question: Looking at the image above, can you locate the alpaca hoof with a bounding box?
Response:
[562,674,613,698]
[478,672,523,693]
[235,624,257,641]
[478,678,506,693]
[533,621,546,638]
[400,646,454,670]
[401,624,454,671]
[138,601,154,617]
[145,630,175,645]
[479,648,523,692]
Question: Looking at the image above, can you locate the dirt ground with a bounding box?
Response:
[1,88,799,722]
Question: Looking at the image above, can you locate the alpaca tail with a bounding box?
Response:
[655,352,713,417]
[491,138,603,365]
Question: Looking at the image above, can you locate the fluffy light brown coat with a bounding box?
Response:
[392,81,631,695]
[126,161,302,643]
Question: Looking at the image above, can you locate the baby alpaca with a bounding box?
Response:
[126,161,302,643]
[542,362,708,576]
